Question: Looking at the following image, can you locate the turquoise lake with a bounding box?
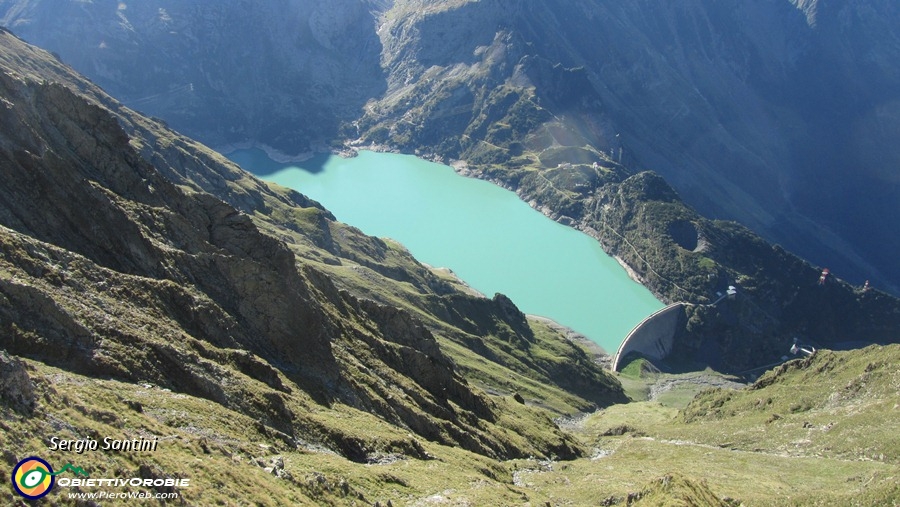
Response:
[227,149,663,352]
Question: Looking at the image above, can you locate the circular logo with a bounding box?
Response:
[11,457,55,500]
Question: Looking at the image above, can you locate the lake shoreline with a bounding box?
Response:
[228,148,663,353]
[428,262,614,365]
[527,315,611,367]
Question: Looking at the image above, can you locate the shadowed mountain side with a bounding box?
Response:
[0,0,388,153]
[351,1,900,372]
[580,171,900,372]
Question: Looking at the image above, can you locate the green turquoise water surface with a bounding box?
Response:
[228,149,663,352]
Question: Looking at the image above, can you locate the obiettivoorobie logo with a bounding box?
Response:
[11,457,89,500]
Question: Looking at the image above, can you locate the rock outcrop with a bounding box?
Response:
[358,0,900,296]
[0,350,34,413]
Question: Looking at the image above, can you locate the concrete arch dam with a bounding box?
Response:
[612,303,686,371]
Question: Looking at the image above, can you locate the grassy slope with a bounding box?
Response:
[2,360,518,506]
[519,344,900,506]
[5,345,896,505]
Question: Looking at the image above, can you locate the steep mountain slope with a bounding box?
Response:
[0,26,627,483]
[3,0,897,296]
[364,0,900,370]
[359,0,900,371]
[578,171,900,372]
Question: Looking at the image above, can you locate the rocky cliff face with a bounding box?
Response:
[0,29,623,463]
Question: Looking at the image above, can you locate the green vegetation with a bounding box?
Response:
[618,356,656,380]
[5,346,897,505]
[526,345,900,506]
[679,346,900,464]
